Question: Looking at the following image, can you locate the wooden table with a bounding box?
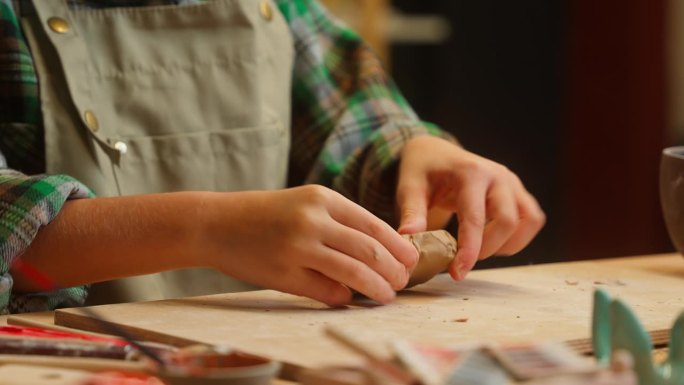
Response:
[10,253,681,376]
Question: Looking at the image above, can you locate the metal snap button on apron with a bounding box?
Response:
[83,110,99,132]
[259,0,273,21]
[47,17,70,34]
[113,141,128,155]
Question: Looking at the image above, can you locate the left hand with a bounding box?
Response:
[396,136,545,281]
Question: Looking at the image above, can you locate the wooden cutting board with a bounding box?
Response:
[52,254,684,370]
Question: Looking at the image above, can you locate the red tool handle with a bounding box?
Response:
[0,325,129,347]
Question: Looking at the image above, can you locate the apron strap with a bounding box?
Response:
[28,0,122,154]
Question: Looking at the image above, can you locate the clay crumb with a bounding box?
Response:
[453,318,469,323]
[463,298,470,301]
[593,281,605,285]
[564,280,579,286]
[616,280,627,286]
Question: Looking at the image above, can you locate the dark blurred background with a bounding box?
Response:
[324,0,679,265]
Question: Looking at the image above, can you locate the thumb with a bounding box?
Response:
[396,177,429,234]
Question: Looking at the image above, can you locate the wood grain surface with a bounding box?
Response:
[50,254,684,370]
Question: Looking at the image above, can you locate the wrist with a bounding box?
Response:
[193,190,269,274]
[184,191,226,269]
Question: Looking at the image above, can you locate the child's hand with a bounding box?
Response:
[396,136,545,281]
[203,186,418,306]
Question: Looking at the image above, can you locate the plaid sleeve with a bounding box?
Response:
[276,0,457,226]
[0,1,45,175]
[0,169,93,314]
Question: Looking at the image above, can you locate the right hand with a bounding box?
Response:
[199,185,418,306]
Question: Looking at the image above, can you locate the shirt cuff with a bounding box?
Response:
[333,121,457,227]
[0,171,93,313]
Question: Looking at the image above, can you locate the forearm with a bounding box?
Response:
[11,185,421,306]
[12,192,213,292]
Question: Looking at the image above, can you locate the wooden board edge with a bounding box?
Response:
[54,309,199,348]
[7,313,114,339]
[565,328,671,355]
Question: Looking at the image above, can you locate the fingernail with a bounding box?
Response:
[456,262,469,281]
[398,217,425,235]
[391,269,409,291]
[380,290,396,304]
[408,248,419,268]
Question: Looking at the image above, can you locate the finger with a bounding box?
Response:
[279,268,353,307]
[307,243,396,304]
[496,192,546,255]
[426,206,454,230]
[323,222,410,290]
[448,181,488,281]
[478,183,520,260]
[327,194,418,270]
[396,173,429,235]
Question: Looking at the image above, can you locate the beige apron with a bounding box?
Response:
[20,0,293,304]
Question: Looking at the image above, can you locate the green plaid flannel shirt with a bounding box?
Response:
[0,0,450,313]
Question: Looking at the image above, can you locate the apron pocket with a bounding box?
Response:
[112,122,288,195]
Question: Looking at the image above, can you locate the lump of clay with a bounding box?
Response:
[403,230,457,288]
